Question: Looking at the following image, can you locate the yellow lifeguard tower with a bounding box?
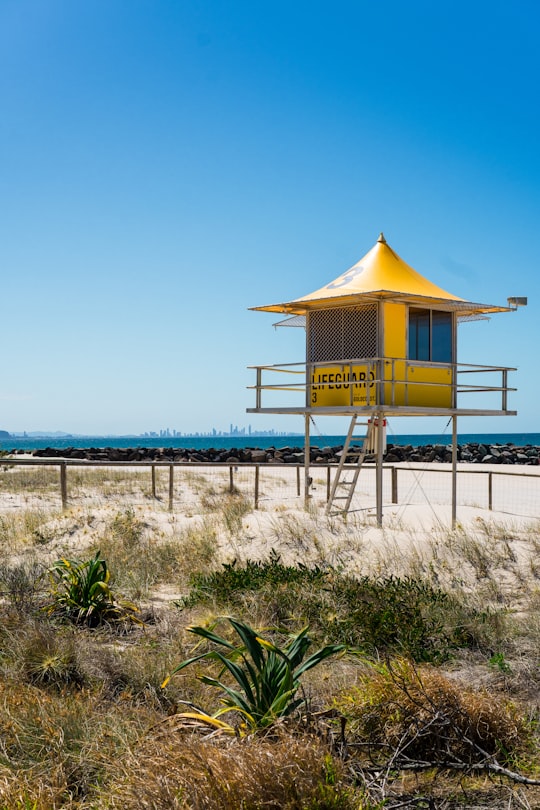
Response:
[248,234,523,524]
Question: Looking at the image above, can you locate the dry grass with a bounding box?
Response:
[104,727,358,810]
[334,657,531,765]
[0,679,159,809]
[0,471,540,806]
[0,509,61,551]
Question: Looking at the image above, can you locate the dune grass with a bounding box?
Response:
[0,484,539,807]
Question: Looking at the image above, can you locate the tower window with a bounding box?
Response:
[408,308,452,362]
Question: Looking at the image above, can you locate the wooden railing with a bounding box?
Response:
[1,457,539,519]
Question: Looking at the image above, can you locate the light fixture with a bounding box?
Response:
[507,297,528,308]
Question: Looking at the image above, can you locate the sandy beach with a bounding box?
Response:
[1,459,539,591]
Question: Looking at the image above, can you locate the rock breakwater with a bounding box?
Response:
[19,442,540,465]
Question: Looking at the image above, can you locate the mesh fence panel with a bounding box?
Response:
[0,465,62,511]
[1,462,540,519]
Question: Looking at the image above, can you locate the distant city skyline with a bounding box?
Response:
[5,425,303,439]
[141,424,301,438]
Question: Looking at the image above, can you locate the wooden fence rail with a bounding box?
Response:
[1,458,539,518]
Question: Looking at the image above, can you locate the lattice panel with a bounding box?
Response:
[308,305,378,362]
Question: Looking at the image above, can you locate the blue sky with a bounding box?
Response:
[1,0,538,436]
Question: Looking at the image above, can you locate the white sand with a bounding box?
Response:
[1,460,538,584]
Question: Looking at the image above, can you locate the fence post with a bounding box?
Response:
[296,466,301,497]
[254,465,259,509]
[168,464,174,512]
[488,471,493,511]
[60,462,68,510]
[229,466,234,493]
[391,466,398,504]
[326,466,331,502]
[151,465,157,499]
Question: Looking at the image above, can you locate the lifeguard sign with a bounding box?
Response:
[248,233,521,523]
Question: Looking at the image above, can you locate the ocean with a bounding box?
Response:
[2,432,540,452]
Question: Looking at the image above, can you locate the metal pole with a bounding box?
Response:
[391,466,398,504]
[451,415,458,528]
[326,466,331,502]
[256,367,262,409]
[376,411,384,526]
[60,462,68,511]
[304,413,311,507]
[255,465,259,509]
[168,464,174,512]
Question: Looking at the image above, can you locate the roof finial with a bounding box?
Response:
[378,232,387,244]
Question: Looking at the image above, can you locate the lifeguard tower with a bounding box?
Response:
[248,234,524,525]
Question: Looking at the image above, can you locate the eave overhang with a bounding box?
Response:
[252,291,512,318]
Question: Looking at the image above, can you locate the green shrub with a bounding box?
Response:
[318,573,475,662]
[182,554,486,662]
[188,548,327,602]
[162,617,344,733]
[44,551,140,626]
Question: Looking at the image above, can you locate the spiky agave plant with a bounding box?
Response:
[23,626,83,688]
[45,550,140,626]
[162,617,345,734]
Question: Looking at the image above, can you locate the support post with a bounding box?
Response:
[376,411,384,526]
[326,466,331,502]
[451,415,458,528]
[151,465,156,499]
[255,465,259,509]
[304,413,311,508]
[296,466,301,497]
[488,472,493,511]
[256,367,262,409]
[391,466,398,504]
[229,466,234,493]
[168,464,174,512]
[60,462,68,511]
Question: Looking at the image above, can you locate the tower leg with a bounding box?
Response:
[376,410,384,527]
[452,415,458,528]
[304,413,311,508]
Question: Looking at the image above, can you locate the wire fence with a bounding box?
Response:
[1,459,539,520]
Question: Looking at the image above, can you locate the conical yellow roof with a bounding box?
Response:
[251,234,510,316]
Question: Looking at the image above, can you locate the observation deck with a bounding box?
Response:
[248,357,516,417]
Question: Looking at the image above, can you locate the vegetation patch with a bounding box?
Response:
[162,617,344,733]
[334,657,534,768]
[185,553,489,662]
[188,548,327,597]
[90,508,198,598]
[104,729,361,810]
[44,551,140,626]
[0,494,538,807]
